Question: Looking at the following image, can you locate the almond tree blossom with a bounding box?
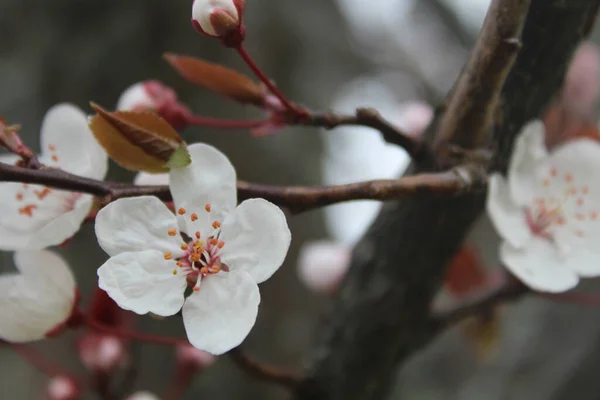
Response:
[0,104,108,251]
[487,120,600,292]
[0,250,77,342]
[96,143,291,355]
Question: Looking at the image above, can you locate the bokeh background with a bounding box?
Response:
[1,0,600,399]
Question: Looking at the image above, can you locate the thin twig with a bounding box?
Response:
[228,347,299,389]
[431,282,529,328]
[303,108,430,162]
[0,161,484,213]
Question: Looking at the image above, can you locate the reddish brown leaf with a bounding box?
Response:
[163,53,265,106]
[89,103,190,173]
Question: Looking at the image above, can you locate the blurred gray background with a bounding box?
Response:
[1,0,600,399]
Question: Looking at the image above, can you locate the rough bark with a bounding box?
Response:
[294,2,600,399]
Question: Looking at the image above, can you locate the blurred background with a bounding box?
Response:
[1,0,600,399]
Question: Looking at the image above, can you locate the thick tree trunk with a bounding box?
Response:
[294,2,600,399]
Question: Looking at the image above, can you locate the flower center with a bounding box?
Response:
[524,167,597,241]
[163,203,228,291]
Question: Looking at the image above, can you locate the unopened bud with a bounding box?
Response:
[77,334,126,374]
[192,0,246,45]
[396,102,434,138]
[297,241,351,295]
[125,391,161,400]
[176,344,217,372]
[46,376,80,400]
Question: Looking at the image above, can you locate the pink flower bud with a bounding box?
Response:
[77,333,126,374]
[396,102,434,138]
[116,81,190,130]
[297,241,351,295]
[563,42,600,117]
[46,376,80,400]
[125,392,160,400]
[191,0,246,45]
[176,344,217,372]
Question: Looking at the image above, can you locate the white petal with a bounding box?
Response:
[219,199,291,284]
[0,154,20,165]
[97,250,188,316]
[486,174,531,248]
[95,196,185,257]
[27,194,94,250]
[548,138,600,184]
[40,103,108,180]
[182,270,259,355]
[116,83,155,111]
[500,240,579,293]
[562,247,600,277]
[0,186,90,251]
[297,241,350,294]
[15,250,76,302]
[508,120,548,204]
[134,172,169,186]
[0,251,75,342]
[169,143,237,226]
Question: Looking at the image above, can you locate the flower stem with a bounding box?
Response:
[86,318,189,347]
[234,45,301,116]
[12,344,70,377]
[185,114,270,129]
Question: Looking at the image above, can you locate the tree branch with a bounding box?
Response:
[228,347,300,389]
[0,162,483,213]
[294,1,600,399]
[435,0,529,152]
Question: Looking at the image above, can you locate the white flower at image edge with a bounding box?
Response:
[0,251,76,342]
[0,104,108,251]
[487,120,600,292]
[96,144,291,355]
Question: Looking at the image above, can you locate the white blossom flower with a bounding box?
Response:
[192,0,245,37]
[96,143,291,355]
[487,120,600,292]
[0,250,77,342]
[0,104,108,250]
